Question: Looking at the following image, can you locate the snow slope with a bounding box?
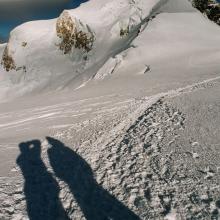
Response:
[0,0,220,101]
[1,0,220,219]
[0,0,164,100]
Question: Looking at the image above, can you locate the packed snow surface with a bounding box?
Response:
[1,0,220,219]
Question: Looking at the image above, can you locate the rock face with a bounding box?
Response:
[120,26,130,37]
[56,11,95,54]
[206,2,220,25]
[192,0,220,25]
[1,45,16,72]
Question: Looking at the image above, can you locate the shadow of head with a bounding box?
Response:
[18,140,41,160]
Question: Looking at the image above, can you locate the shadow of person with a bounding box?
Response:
[16,140,70,220]
[47,137,140,220]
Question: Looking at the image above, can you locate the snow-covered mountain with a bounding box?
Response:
[0,0,161,98]
[1,0,220,219]
[1,0,220,100]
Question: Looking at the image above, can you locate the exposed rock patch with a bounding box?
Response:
[192,0,220,25]
[56,11,95,54]
[206,2,220,25]
[120,26,130,37]
[21,42,27,47]
[1,45,16,72]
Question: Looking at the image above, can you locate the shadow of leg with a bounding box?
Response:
[16,140,69,220]
[47,137,140,220]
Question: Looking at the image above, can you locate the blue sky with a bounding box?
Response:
[0,0,87,42]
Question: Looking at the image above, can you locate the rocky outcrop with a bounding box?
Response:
[192,0,220,25]
[120,26,130,37]
[22,42,27,47]
[206,2,220,25]
[56,11,95,54]
[1,45,16,72]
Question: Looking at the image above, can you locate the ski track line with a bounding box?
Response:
[92,75,220,148]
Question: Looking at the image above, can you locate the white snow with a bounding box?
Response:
[1,0,220,219]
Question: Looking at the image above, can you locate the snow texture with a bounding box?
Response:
[0,0,220,219]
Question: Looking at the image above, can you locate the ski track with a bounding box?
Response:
[0,94,131,133]
[1,76,220,219]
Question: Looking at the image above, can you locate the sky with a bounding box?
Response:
[0,0,87,42]
[1,0,219,42]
